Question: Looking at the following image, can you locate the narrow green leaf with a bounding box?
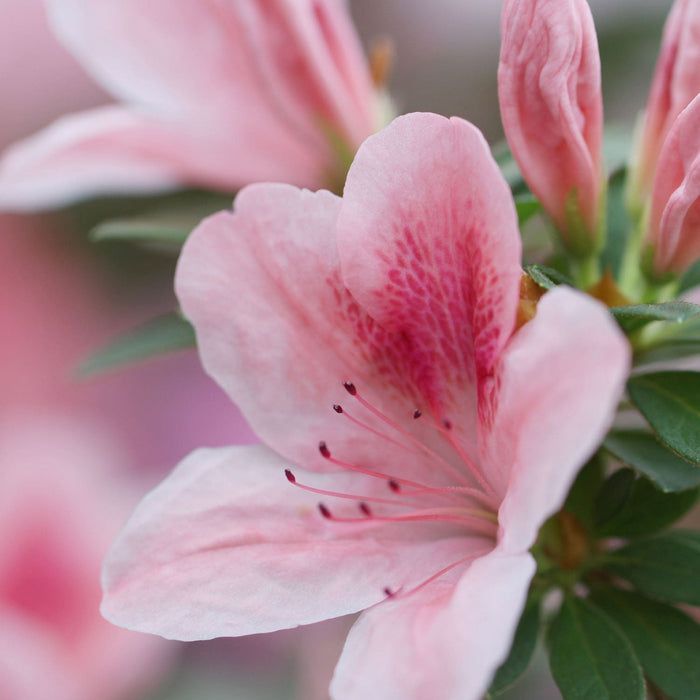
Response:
[514,194,541,226]
[489,601,541,696]
[604,430,700,492]
[548,596,644,700]
[90,218,191,246]
[599,169,629,277]
[609,302,700,333]
[593,468,698,538]
[627,372,700,465]
[591,589,700,700]
[634,339,700,365]
[524,264,574,291]
[78,312,196,376]
[605,531,700,605]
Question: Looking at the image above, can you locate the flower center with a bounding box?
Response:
[285,380,500,596]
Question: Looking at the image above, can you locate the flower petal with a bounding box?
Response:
[483,287,630,552]
[498,0,603,244]
[646,93,700,277]
[102,445,473,640]
[42,0,375,178]
[0,105,323,210]
[330,550,535,700]
[177,183,464,483]
[337,113,521,434]
[636,0,700,194]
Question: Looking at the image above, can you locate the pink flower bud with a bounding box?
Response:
[644,93,700,278]
[635,0,700,199]
[498,0,603,253]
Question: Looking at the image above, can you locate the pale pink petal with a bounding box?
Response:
[337,113,521,440]
[102,444,474,640]
[637,0,700,194]
[330,550,535,700]
[646,94,700,277]
[482,287,630,553]
[46,0,374,140]
[498,0,603,246]
[32,0,377,200]
[0,106,321,210]
[176,183,467,484]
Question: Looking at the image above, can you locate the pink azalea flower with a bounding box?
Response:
[0,411,174,700]
[643,93,700,278]
[0,0,381,210]
[498,0,603,252]
[632,0,700,201]
[101,114,630,699]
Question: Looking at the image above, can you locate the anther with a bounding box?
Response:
[318,503,332,519]
[388,479,400,493]
[413,409,422,420]
[284,469,296,483]
[359,502,372,516]
[442,419,452,430]
[333,404,343,414]
[343,381,357,396]
[319,441,331,458]
[383,587,396,598]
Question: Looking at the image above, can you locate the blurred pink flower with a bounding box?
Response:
[0,0,381,210]
[0,412,174,700]
[0,219,254,472]
[101,114,629,699]
[644,94,700,278]
[498,0,603,252]
[633,0,700,200]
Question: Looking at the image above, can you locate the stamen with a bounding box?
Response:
[388,551,491,601]
[318,503,332,519]
[415,413,499,501]
[340,381,474,488]
[316,441,481,506]
[413,409,422,419]
[284,469,441,509]
[359,502,372,516]
[333,404,343,414]
[388,479,400,493]
[319,505,498,532]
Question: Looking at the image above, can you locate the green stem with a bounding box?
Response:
[573,254,600,288]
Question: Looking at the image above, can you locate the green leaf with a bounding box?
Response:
[627,372,700,465]
[78,312,196,376]
[524,264,574,291]
[604,530,700,605]
[90,218,191,246]
[548,596,644,700]
[489,601,541,696]
[599,169,629,278]
[609,302,700,333]
[604,430,700,492]
[565,455,607,530]
[593,468,698,538]
[514,194,541,226]
[591,589,700,700]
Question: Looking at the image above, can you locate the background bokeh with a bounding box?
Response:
[0,0,677,698]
